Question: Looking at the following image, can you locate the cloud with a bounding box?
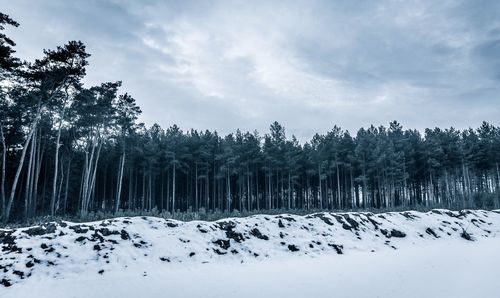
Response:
[473,37,500,81]
[2,0,500,141]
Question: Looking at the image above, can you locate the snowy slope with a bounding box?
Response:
[4,237,500,298]
[1,209,500,289]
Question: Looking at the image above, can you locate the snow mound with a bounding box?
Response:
[1,209,500,287]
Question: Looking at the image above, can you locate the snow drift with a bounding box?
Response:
[1,209,500,288]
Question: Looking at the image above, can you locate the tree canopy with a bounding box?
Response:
[1,12,500,223]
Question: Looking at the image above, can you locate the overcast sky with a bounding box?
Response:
[2,0,500,141]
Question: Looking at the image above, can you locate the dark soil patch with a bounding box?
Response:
[277,215,296,222]
[328,243,343,254]
[23,223,57,236]
[213,248,227,255]
[166,222,178,228]
[401,212,419,220]
[461,229,474,241]
[197,225,209,233]
[12,270,24,279]
[97,228,120,237]
[213,239,230,250]
[250,228,269,240]
[390,229,406,238]
[0,232,19,253]
[217,221,245,242]
[425,227,439,238]
[366,215,380,230]
[69,225,90,234]
[344,216,360,230]
[75,236,87,242]
[120,230,130,240]
[1,278,11,287]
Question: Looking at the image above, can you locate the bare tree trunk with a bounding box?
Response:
[268,167,271,209]
[0,123,7,219]
[128,168,133,210]
[63,157,71,214]
[87,141,102,212]
[24,133,35,221]
[318,164,322,209]
[78,154,87,211]
[56,161,65,213]
[81,142,95,213]
[287,170,291,209]
[115,145,126,213]
[5,120,37,222]
[195,163,198,212]
[212,160,216,212]
[226,166,231,211]
[32,129,44,218]
[206,166,209,211]
[248,164,251,211]
[256,168,260,211]
[147,166,152,210]
[362,160,367,209]
[444,170,450,207]
[336,163,341,209]
[496,163,500,208]
[50,106,66,216]
[166,170,170,212]
[430,170,435,206]
[172,160,176,213]
[81,138,102,214]
[350,166,354,208]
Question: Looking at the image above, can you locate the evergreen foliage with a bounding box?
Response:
[1,12,500,223]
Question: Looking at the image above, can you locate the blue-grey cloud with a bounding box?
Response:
[1,0,499,141]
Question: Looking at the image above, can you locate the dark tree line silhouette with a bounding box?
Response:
[1,13,499,223]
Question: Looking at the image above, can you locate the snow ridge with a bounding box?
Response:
[1,209,500,287]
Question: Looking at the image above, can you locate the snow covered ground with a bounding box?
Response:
[3,237,500,298]
[1,209,500,297]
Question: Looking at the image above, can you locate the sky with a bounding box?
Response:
[2,0,500,142]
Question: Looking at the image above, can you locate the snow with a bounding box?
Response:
[3,237,500,298]
[1,209,500,297]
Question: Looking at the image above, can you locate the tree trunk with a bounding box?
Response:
[115,141,126,213]
[24,133,35,221]
[172,159,176,213]
[287,170,291,209]
[336,162,341,209]
[247,164,251,211]
[63,157,71,214]
[226,166,231,211]
[87,141,103,212]
[0,123,6,218]
[195,163,198,212]
[50,106,66,216]
[5,120,37,222]
[318,164,322,209]
[32,129,44,217]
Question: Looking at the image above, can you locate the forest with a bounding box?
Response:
[1,12,500,224]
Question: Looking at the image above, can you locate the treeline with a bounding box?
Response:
[1,13,500,223]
